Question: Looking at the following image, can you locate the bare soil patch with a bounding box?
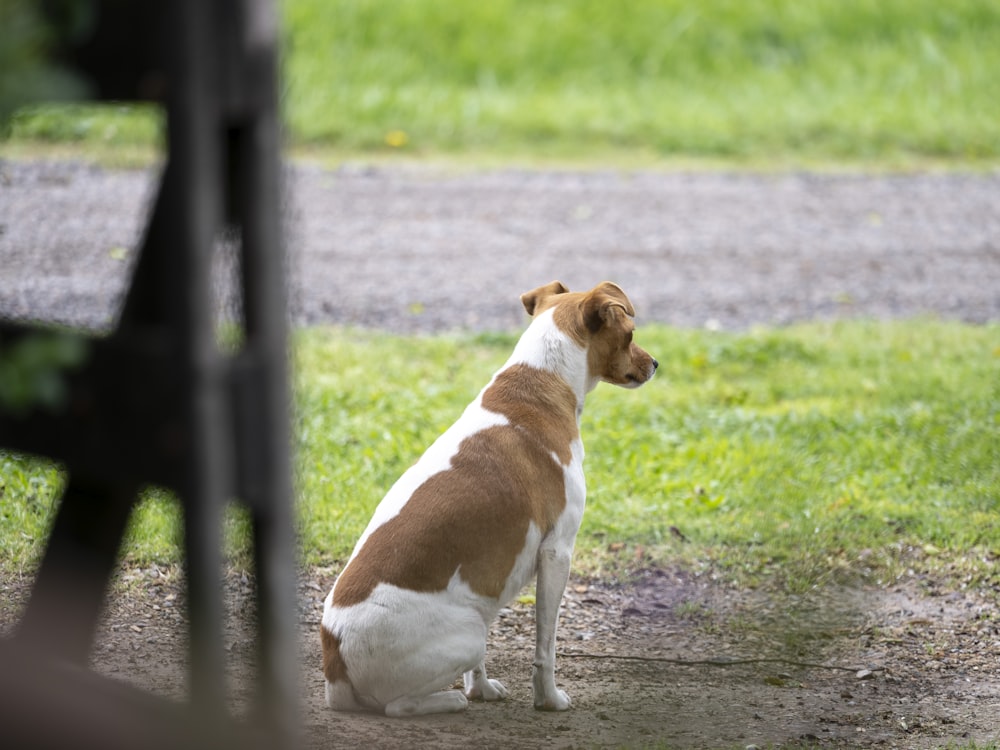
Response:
[4,564,998,749]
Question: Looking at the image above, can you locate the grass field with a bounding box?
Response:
[4,0,1000,166]
[3,320,998,591]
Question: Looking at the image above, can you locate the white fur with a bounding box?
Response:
[324,576,489,711]
[505,308,595,401]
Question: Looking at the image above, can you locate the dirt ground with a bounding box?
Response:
[4,559,998,749]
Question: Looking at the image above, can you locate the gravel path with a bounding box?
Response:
[1,159,999,333]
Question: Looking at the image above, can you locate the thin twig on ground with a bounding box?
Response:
[559,652,884,674]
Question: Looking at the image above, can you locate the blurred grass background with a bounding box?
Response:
[4,0,1000,166]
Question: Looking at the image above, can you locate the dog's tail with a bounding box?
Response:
[321,625,362,711]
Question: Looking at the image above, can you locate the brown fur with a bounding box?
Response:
[320,626,349,684]
[480,364,578,465]
[332,364,577,608]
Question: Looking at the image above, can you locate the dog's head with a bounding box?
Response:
[521,281,658,389]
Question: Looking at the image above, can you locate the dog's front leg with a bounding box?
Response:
[532,546,572,711]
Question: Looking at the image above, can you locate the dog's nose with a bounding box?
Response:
[652,358,659,370]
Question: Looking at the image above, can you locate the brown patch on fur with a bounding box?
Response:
[558,283,634,338]
[586,305,656,386]
[520,281,569,316]
[333,365,579,609]
[480,364,579,465]
[333,425,567,607]
[321,625,350,684]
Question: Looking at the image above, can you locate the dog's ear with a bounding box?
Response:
[583,282,635,333]
[521,281,570,316]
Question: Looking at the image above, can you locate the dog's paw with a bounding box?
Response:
[534,689,572,712]
[385,690,469,717]
[481,678,509,702]
[465,677,508,702]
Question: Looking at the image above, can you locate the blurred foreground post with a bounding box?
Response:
[0,1,299,747]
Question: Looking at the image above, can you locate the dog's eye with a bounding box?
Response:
[625,331,633,345]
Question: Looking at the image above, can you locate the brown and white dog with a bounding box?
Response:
[320,281,657,716]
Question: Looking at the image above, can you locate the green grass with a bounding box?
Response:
[4,320,996,591]
[294,320,1000,590]
[4,0,1000,166]
[0,452,64,573]
[279,0,1000,164]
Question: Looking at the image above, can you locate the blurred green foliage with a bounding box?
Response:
[0,0,85,131]
[0,332,89,416]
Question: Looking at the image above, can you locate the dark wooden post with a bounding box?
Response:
[0,1,299,746]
